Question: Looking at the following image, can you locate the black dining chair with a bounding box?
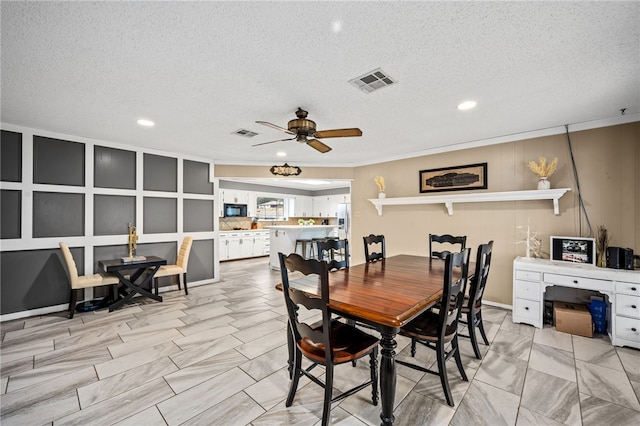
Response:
[397,248,471,407]
[429,233,467,259]
[363,234,385,262]
[459,241,494,359]
[278,252,379,426]
[316,238,349,270]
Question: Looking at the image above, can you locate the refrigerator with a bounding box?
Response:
[337,203,350,240]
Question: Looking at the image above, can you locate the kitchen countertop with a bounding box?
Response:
[266,225,337,229]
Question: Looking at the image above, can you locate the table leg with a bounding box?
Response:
[379,328,397,426]
[109,266,163,311]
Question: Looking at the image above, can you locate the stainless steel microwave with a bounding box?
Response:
[223,203,248,217]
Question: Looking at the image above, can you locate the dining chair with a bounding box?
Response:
[459,241,494,359]
[278,252,379,426]
[59,242,120,319]
[316,238,349,270]
[363,234,385,262]
[428,233,467,259]
[397,248,471,407]
[153,236,193,295]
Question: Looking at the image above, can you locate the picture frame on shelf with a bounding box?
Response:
[419,163,487,193]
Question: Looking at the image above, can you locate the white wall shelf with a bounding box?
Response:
[368,188,571,216]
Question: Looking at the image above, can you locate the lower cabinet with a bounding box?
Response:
[219,231,269,261]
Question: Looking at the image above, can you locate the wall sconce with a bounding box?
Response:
[270,163,302,176]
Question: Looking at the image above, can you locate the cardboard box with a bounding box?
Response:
[554,302,593,337]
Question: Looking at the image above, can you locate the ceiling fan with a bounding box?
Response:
[253,107,362,153]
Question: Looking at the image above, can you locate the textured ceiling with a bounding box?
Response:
[1,1,639,168]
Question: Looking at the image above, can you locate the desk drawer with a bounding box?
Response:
[514,298,540,321]
[615,316,640,342]
[515,270,541,281]
[544,273,610,291]
[616,294,640,319]
[514,280,540,300]
[616,282,640,296]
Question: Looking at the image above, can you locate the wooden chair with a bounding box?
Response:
[459,241,494,359]
[397,248,471,407]
[363,234,385,262]
[154,236,193,295]
[429,233,466,259]
[316,238,349,270]
[59,242,119,319]
[279,252,379,426]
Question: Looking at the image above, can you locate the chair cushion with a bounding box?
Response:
[154,264,184,278]
[298,321,379,365]
[400,310,457,342]
[73,273,120,289]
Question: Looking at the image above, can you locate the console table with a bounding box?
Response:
[512,257,640,349]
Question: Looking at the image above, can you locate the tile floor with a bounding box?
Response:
[1,257,639,425]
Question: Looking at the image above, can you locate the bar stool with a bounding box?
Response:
[294,238,315,258]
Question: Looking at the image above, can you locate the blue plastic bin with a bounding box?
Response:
[588,299,607,334]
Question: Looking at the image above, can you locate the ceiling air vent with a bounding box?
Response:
[232,129,259,138]
[349,68,397,93]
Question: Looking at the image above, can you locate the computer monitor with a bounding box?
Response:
[550,236,596,265]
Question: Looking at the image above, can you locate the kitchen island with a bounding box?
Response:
[268,225,338,270]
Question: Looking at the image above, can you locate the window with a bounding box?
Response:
[256,196,286,220]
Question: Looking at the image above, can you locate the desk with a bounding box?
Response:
[99,256,167,311]
[513,257,640,349]
[279,254,467,426]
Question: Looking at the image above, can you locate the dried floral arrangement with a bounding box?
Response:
[528,157,558,178]
[374,176,385,191]
[596,225,611,256]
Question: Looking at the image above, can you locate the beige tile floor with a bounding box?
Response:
[1,256,639,425]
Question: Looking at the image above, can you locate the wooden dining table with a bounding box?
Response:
[279,254,472,426]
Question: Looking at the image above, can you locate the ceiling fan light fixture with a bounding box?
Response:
[270,163,302,177]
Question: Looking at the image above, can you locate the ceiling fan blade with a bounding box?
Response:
[313,128,362,138]
[255,121,295,135]
[252,136,296,147]
[307,139,332,153]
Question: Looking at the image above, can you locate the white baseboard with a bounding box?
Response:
[484,300,513,311]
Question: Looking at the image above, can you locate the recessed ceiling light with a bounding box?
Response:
[137,119,155,127]
[276,152,286,157]
[457,101,477,111]
[332,20,342,33]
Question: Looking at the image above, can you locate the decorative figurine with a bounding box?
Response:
[127,223,138,258]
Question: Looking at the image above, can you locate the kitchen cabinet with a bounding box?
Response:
[292,196,313,217]
[247,192,257,218]
[513,257,640,349]
[312,194,348,217]
[219,230,269,261]
[222,190,249,205]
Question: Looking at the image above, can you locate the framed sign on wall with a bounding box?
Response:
[419,163,487,193]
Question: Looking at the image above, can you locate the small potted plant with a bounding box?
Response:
[375,176,385,198]
[528,157,558,190]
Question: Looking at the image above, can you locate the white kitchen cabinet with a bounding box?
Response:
[292,196,313,217]
[219,230,270,261]
[222,190,249,205]
[312,196,330,217]
[513,257,640,349]
[247,192,257,218]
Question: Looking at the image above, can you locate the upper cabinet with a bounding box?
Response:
[291,195,313,217]
[222,189,249,205]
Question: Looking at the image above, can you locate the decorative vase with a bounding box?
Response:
[597,250,607,268]
[378,191,385,199]
[537,177,551,190]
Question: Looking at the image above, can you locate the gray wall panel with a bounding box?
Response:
[1,130,22,182]
[189,239,214,281]
[33,192,84,237]
[183,160,213,195]
[94,195,136,236]
[0,247,80,314]
[144,154,177,192]
[1,190,21,239]
[94,146,136,189]
[33,136,85,186]
[184,199,214,232]
[143,197,177,234]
